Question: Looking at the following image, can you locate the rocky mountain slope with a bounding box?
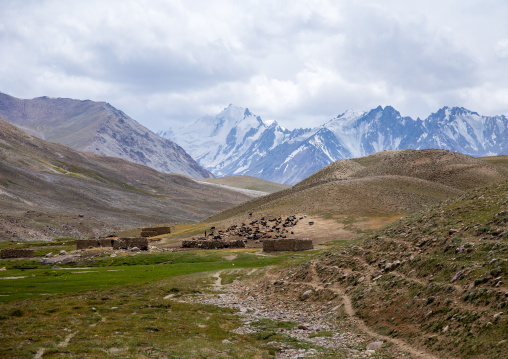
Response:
[163,105,508,184]
[0,92,212,178]
[0,118,254,241]
[208,149,508,223]
[253,178,508,358]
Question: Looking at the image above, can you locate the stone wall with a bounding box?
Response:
[1,249,35,258]
[263,238,313,252]
[99,238,115,247]
[181,239,245,249]
[113,237,148,250]
[140,226,171,237]
[76,239,100,250]
[77,237,148,250]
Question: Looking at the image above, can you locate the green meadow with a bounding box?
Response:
[0,246,330,358]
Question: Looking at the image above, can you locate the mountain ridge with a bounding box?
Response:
[0,118,253,240]
[0,92,213,179]
[163,105,508,184]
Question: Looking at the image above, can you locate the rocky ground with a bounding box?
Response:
[173,268,435,359]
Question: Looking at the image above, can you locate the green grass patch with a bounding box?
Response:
[0,250,301,303]
[0,272,277,358]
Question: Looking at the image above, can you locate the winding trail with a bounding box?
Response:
[291,264,445,359]
[33,314,105,358]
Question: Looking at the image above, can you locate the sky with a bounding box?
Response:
[1,0,507,131]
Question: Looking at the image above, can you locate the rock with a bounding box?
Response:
[449,228,459,235]
[442,325,449,333]
[59,250,67,255]
[41,254,76,265]
[130,247,140,252]
[297,324,309,330]
[366,341,383,350]
[493,312,503,320]
[45,252,53,258]
[300,290,313,301]
[0,267,6,271]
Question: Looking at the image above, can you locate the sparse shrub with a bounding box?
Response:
[475,226,491,235]
[10,309,23,317]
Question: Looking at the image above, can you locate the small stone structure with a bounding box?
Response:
[181,239,245,249]
[113,237,148,250]
[140,226,171,237]
[76,239,101,250]
[76,237,148,251]
[1,248,35,259]
[263,238,313,252]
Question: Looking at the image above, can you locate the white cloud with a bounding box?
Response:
[495,39,508,59]
[1,0,508,131]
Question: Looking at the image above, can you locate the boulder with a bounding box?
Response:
[366,341,383,350]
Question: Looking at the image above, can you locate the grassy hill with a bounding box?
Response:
[208,149,508,225]
[480,154,508,170]
[252,179,508,358]
[0,118,255,241]
[199,175,290,194]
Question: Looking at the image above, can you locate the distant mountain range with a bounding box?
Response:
[161,104,508,184]
[0,92,212,179]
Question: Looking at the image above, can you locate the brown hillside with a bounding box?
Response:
[480,154,508,170]
[0,118,254,241]
[209,149,508,223]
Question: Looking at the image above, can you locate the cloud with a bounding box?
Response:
[1,0,507,131]
[495,39,508,60]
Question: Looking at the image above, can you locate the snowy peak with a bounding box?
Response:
[421,106,508,156]
[161,104,508,185]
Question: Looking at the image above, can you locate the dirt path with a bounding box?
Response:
[213,270,224,289]
[302,263,442,359]
[34,314,105,358]
[296,280,441,359]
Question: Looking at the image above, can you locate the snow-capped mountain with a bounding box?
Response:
[160,105,293,177]
[0,92,213,179]
[418,107,508,156]
[160,105,508,185]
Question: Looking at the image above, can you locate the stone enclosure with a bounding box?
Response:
[76,237,148,251]
[181,239,245,249]
[263,238,313,252]
[0,248,35,258]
